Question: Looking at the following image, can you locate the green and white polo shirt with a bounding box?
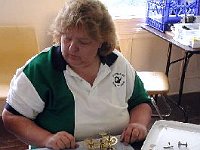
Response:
[6,46,150,141]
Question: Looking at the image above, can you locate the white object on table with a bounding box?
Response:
[173,23,200,48]
[141,120,200,150]
[33,135,134,150]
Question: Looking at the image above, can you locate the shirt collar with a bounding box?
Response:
[52,46,118,71]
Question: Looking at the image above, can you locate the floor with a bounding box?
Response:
[0,92,200,150]
[152,92,200,124]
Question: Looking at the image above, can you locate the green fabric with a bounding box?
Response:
[128,73,151,111]
[23,47,75,135]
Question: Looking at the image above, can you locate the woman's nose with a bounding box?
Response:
[69,41,78,52]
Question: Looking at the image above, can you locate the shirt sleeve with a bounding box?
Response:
[127,73,151,111]
[6,67,45,119]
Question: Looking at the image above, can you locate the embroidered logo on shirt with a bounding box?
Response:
[112,73,125,87]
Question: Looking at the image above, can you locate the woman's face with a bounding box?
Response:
[61,27,102,69]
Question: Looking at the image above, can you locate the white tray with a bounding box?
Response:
[141,120,200,150]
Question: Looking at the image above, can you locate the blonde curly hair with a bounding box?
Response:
[49,0,117,56]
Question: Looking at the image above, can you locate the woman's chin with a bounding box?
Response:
[68,60,82,67]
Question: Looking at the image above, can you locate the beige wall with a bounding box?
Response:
[0,0,66,50]
[0,0,66,113]
[114,19,200,94]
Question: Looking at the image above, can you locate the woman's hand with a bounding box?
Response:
[120,123,147,145]
[45,131,78,150]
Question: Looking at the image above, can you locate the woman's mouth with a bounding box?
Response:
[68,54,79,60]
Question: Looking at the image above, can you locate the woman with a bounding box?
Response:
[2,0,152,149]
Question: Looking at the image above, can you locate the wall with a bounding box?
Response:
[0,0,65,50]
[114,19,200,94]
[0,0,66,113]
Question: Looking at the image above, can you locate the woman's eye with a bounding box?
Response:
[79,40,91,45]
[64,38,71,42]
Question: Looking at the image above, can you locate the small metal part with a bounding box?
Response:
[178,141,188,148]
[84,133,118,150]
[163,145,174,149]
[84,138,95,150]
[163,142,173,149]
[99,132,108,137]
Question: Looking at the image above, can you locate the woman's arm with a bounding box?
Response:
[129,103,152,127]
[2,109,77,149]
[120,103,152,144]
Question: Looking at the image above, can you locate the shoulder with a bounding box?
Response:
[112,49,136,71]
[25,46,54,68]
[22,46,67,86]
[113,49,128,62]
[101,49,133,67]
[24,46,66,73]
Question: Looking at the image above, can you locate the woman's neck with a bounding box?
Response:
[71,57,101,86]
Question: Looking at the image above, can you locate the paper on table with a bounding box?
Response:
[34,135,134,150]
